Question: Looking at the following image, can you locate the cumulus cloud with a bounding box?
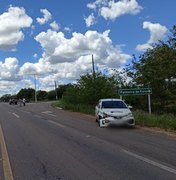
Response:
[20,58,52,76]
[36,9,52,25]
[0,28,131,96]
[33,53,38,58]
[84,13,96,27]
[17,28,131,91]
[87,0,142,21]
[136,43,153,51]
[101,0,142,20]
[87,0,107,10]
[0,57,21,81]
[0,6,32,51]
[136,21,168,51]
[64,27,72,32]
[50,21,60,31]
[22,79,34,88]
[143,21,168,43]
[35,29,130,67]
[0,81,17,96]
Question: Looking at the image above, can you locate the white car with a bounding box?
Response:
[95,99,135,128]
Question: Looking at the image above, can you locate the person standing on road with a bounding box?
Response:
[22,98,26,106]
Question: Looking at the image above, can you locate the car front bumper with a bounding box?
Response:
[99,116,135,127]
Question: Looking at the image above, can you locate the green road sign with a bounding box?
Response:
[119,88,152,96]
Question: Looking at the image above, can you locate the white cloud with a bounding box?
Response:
[143,21,168,43]
[16,29,131,90]
[0,6,32,51]
[0,27,131,96]
[20,58,52,76]
[136,21,168,51]
[135,43,153,51]
[36,9,52,25]
[87,0,142,21]
[84,13,96,27]
[22,79,34,88]
[64,27,72,32]
[87,0,107,10]
[101,0,142,20]
[0,57,21,81]
[33,53,38,58]
[0,81,17,96]
[35,29,130,66]
[50,21,60,31]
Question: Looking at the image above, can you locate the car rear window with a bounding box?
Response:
[102,101,127,109]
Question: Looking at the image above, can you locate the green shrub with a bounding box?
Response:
[53,101,176,131]
[53,100,95,115]
[134,110,176,130]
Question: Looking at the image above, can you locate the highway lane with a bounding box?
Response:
[0,102,176,180]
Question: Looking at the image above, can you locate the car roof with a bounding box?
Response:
[99,98,122,102]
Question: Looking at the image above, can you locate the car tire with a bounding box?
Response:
[127,125,135,129]
[96,117,98,122]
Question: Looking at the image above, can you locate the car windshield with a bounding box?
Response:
[101,100,127,109]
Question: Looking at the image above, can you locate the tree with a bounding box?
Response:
[47,90,56,100]
[125,25,176,114]
[0,94,11,102]
[62,71,119,105]
[57,84,72,99]
[62,84,81,104]
[17,88,35,101]
[37,90,48,101]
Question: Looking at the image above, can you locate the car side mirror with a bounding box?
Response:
[128,105,133,109]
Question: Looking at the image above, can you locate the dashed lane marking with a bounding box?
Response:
[0,124,14,180]
[122,149,176,175]
[42,111,56,117]
[48,120,66,128]
[12,113,19,118]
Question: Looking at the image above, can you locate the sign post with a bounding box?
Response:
[119,88,152,114]
[148,94,151,115]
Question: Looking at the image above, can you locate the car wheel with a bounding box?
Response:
[127,125,135,129]
[96,117,98,122]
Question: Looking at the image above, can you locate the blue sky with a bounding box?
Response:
[0,0,175,96]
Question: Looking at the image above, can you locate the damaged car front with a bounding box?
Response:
[95,99,135,128]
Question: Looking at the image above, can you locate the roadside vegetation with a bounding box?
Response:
[133,111,176,131]
[1,25,176,131]
[53,100,95,115]
[53,101,176,131]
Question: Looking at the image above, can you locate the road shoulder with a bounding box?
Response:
[0,123,14,180]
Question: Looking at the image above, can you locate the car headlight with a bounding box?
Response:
[126,112,133,117]
[103,112,110,118]
[103,112,107,118]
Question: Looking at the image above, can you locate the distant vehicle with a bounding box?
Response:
[9,99,18,105]
[95,99,135,128]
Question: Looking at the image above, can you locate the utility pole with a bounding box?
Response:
[34,75,37,103]
[92,54,95,79]
[55,81,58,100]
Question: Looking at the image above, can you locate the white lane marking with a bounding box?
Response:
[42,111,52,113]
[47,114,56,117]
[122,149,176,175]
[48,120,66,128]
[42,111,56,117]
[86,135,91,138]
[12,113,19,118]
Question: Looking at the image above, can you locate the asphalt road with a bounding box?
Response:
[0,102,176,180]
